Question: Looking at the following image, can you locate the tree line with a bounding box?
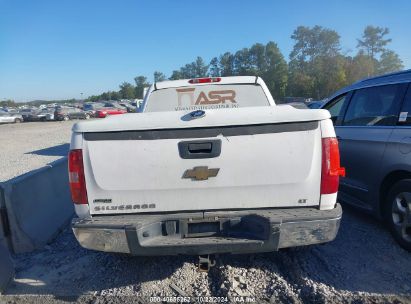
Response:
[78,25,405,103]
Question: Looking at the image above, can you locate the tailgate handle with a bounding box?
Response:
[178,139,221,159]
[188,142,212,153]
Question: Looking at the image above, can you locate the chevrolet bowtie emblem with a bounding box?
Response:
[182,166,220,181]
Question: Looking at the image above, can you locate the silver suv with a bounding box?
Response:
[323,70,411,251]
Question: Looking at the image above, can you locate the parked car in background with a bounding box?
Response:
[19,108,37,121]
[83,103,105,117]
[322,69,411,251]
[0,109,23,123]
[45,111,55,121]
[26,108,54,121]
[2,107,19,114]
[307,100,326,109]
[131,99,144,112]
[281,97,312,104]
[54,107,90,121]
[103,101,127,110]
[130,102,139,113]
[25,110,43,122]
[95,107,127,118]
[118,102,136,113]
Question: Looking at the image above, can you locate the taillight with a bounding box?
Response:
[189,77,221,84]
[321,137,345,194]
[68,149,88,204]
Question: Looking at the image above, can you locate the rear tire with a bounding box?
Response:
[384,179,411,252]
[84,113,90,119]
[14,118,22,123]
[63,115,69,121]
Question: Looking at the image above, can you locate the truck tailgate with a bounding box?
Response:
[75,107,327,215]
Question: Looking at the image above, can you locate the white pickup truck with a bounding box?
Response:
[69,76,344,258]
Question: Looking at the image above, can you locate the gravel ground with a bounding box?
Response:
[1,205,410,304]
[0,121,74,182]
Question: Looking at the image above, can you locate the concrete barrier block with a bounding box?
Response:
[2,158,74,253]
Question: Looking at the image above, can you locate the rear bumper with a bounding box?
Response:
[72,204,342,255]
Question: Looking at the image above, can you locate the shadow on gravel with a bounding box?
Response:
[4,204,411,302]
[205,205,411,302]
[26,143,70,157]
[6,228,189,300]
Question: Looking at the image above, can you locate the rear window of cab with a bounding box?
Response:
[144,84,270,112]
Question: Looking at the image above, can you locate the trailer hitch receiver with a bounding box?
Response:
[198,254,216,272]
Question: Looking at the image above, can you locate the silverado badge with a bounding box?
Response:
[182,166,219,181]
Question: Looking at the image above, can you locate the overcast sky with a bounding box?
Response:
[1,0,410,101]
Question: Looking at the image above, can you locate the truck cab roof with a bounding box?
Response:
[154,76,261,90]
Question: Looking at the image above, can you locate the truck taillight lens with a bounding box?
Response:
[321,137,345,194]
[189,77,221,84]
[68,149,88,204]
